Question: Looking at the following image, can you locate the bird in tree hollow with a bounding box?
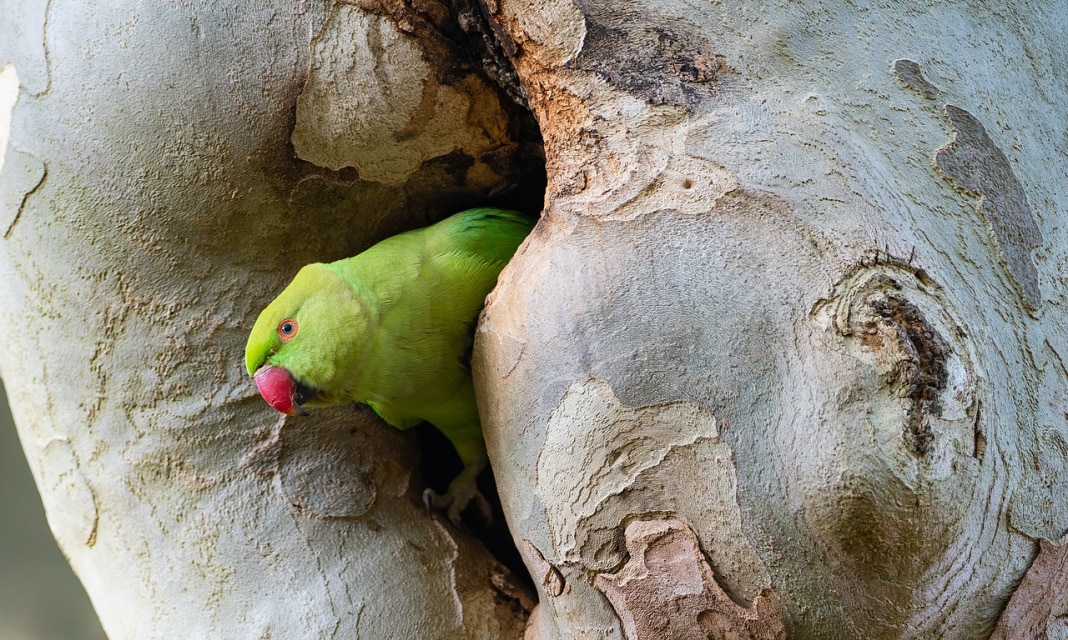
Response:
[244,208,534,524]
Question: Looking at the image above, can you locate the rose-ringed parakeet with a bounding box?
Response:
[244,207,533,523]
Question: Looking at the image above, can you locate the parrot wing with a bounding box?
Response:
[424,207,535,269]
[406,207,532,456]
[409,208,534,523]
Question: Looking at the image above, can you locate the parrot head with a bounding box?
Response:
[245,263,372,416]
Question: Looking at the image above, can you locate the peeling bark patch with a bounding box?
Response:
[291,4,515,190]
[570,17,725,107]
[537,379,774,602]
[991,534,1068,639]
[891,59,941,100]
[594,519,786,640]
[934,105,1043,310]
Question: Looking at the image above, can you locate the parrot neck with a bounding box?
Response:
[319,262,382,402]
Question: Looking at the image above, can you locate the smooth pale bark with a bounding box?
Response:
[0,1,531,638]
[475,1,1068,638]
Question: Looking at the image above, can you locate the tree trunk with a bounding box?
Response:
[475,1,1068,637]
[2,1,1066,639]
[0,1,535,638]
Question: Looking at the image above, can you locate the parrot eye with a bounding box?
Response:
[277,319,298,340]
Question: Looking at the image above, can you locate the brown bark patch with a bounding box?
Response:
[991,534,1068,639]
[570,16,726,107]
[594,519,786,640]
[891,59,941,100]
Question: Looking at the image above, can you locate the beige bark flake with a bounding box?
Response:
[594,519,786,640]
[605,155,738,221]
[537,379,772,602]
[291,4,509,189]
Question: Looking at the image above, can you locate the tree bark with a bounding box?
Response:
[475,1,1068,638]
[0,1,533,638]
[2,0,1066,639]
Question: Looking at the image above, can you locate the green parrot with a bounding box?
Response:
[244,207,533,523]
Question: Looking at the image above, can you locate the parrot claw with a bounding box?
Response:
[422,481,492,527]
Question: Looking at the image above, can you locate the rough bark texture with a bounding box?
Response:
[2,0,1067,639]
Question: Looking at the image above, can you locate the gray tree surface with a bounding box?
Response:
[1,1,1065,639]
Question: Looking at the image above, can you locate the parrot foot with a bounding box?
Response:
[423,475,492,527]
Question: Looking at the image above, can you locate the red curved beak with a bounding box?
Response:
[253,365,311,416]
